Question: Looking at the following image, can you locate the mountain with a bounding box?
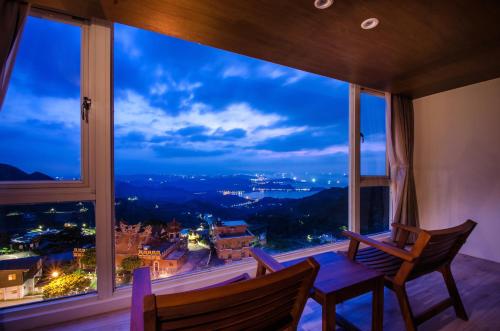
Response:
[0,164,53,181]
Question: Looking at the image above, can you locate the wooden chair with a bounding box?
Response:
[343,220,477,331]
[130,267,251,331]
[141,256,319,331]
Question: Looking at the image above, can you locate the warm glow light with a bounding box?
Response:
[51,270,60,278]
[361,18,379,30]
[314,0,333,9]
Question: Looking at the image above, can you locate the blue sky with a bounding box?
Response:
[0,17,386,180]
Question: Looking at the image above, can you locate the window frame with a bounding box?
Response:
[349,85,391,233]
[0,9,94,205]
[0,9,115,310]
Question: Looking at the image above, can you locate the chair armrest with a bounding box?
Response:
[342,231,416,262]
[250,247,284,273]
[391,223,422,234]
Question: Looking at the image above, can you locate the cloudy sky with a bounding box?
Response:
[0,17,386,181]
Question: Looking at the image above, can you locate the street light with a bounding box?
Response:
[51,270,60,278]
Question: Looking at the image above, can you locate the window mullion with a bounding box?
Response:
[349,84,361,233]
[89,18,114,300]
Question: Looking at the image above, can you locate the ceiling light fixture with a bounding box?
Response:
[314,0,334,10]
[361,18,379,30]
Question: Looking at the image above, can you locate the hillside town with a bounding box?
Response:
[0,213,257,304]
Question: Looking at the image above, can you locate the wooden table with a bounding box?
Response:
[283,251,384,331]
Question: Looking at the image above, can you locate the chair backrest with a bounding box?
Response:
[409,220,477,278]
[143,257,319,331]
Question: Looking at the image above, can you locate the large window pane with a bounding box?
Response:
[0,202,96,309]
[0,16,82,181]
[360,186,390,235]
[360,92,386,176]
[114,23,349,286]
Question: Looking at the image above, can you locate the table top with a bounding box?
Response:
[282,251,383,296]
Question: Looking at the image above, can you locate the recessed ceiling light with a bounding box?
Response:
[314,0,334,10]
[361,18,379,30]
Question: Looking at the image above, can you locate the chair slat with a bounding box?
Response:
[156,277,305,319]
[158,287,299,328]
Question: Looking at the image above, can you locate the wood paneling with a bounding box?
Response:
[31,0,500,98]
[29,0,106,20]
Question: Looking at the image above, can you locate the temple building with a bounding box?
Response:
[211,220,254,261]
[114,222,152,267]
[113,220,188,278]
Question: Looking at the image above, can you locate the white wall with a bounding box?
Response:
[413,77,500,263]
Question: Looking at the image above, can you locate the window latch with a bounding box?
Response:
[81,97,91,123]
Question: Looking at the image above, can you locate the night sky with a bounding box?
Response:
[0,17,386,180]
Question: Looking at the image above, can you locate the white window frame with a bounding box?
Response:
[0,8,95,205]
[0,8,115,316]
[350,85,392,234]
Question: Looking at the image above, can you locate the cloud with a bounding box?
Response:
[258,64,287,79]
[150,83,168,96]
[174,125,210,136]
[1,90,80,128]
[175,81,202,92]
[222,65,249,79]
[257,63,308,85]
[283,70,308,85]
[114,90,301,142]
[114,25,141,58]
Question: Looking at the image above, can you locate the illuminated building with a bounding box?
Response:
[0,256,42,301]
[211,220,254,261]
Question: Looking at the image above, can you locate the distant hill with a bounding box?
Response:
[0,163,53,181]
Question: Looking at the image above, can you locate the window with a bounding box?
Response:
[0,10,108,312]
[360,91,386,176]
[113,23,349,286]
[359,90,390,234]
[0,15,86,183]
[0,201,96,308]
[360,186,390,235]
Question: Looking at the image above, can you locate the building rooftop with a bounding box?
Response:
[218,220,248,227]
[0,256,41,271]
[217,229,254,239]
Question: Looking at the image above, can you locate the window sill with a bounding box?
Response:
[0,232,391,330]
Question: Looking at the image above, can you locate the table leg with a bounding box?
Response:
[322,295,336,331]
[371,278,384,331]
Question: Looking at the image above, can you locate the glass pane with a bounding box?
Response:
[360,92,386,176]
[360,186,390,235]
[0,202,96,309]
[0,16,81,181]
[114,23,349,286]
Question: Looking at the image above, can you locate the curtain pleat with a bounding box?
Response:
[0,0,30,110]
[387,94,420,242]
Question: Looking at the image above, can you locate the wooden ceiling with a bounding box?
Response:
[31,0,500,98]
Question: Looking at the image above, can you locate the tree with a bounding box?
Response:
[80,248,96,270]
[121,255,142,273]
[43,272,91,299]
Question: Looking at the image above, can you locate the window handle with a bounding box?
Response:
[81,97,91,123]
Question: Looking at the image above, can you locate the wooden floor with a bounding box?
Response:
[39,254,500,331]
